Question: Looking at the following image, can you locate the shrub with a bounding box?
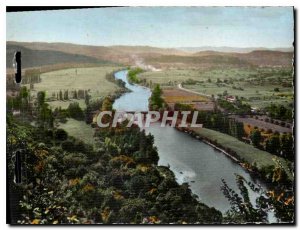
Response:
[54,128,68,141]
[67,102,84,120]
[280,121,286,127]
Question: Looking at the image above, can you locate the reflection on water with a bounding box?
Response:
[113,70,151,111]
[112,70,275,221]
[145,123,267,213]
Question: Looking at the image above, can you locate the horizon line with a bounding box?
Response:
[6,40,293,50]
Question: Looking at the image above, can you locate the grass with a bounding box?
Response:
[48,99,87,110]
[190,127,292,179]
[139,67,293,108]
[139,69,204,86]
[58,118,96,145]
[185,83,292,108]
[28,66,123,109]
[139,68,257,85]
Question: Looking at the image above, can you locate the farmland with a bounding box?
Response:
[139,67,293,108]
[162,88,214,111]
[26,66,123,109]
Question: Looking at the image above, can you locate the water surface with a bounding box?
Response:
[113,70,274,220]
[113,70,151,111]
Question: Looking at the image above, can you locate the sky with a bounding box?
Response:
[6,7,294,48]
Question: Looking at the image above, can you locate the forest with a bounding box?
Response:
[7,87,223,224]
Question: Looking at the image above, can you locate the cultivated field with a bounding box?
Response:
[162,88,210,103]
[162,88,214,111]
[139,67,293,108]
[27,66,122,109]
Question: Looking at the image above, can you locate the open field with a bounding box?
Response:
[162,88,210,103]
[140,69,205,86]
[139,67,293,108]
[185,83,292,108]
[27,66,122,109]
[48,99,87,110]
[58,118,96,145]
[190,127,292,178]
[144,50,293,69]
[162,88,214,111]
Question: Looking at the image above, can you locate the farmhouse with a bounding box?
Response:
[225,95,236,103]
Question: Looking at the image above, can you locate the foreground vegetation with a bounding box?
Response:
[7,84,223,224]
[8,114,224,224]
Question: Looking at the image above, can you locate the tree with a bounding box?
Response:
[265,134,281,155]
[235,121,245,140]
[84,105,93,124]
[84,92,91,106]
[37,91,46,108]
[36,91,53,128]
[278,105,287,119]
[73,90,78,99]
[64,90,69,100]
[221,175,268,223]
[250,129,261,147]
[54,128,68,141]
[67,102,84,120]
[150,84,164,110]
[101,97,113,111]
[221,174,294,223]
[38,103,53,129]
[281,133,294,160]
[20,86,30,113]
[59,90,63,100]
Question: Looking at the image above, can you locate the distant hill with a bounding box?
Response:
[146,54,248,65]
[238,50,294,67]
[109,45,186,55]
[7,42,189,66]
[177,46,294,53]
[144,54,251,68]
[6,44,104,68]
[7,42,294,69]
[190,50,293,67]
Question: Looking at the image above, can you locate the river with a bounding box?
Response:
[113,70,275,220]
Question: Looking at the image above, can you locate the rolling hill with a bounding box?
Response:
[144,49,293,68]
[177,46,293,53]
[7,41,189,66]
[6,44,105,68]
[7,41,294,69]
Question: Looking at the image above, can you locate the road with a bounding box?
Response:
[177,83,212,99]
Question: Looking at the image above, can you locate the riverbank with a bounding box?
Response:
[176,126,292,182]
[110,69,293,220]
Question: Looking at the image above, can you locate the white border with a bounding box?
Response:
[1,1,298,229]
